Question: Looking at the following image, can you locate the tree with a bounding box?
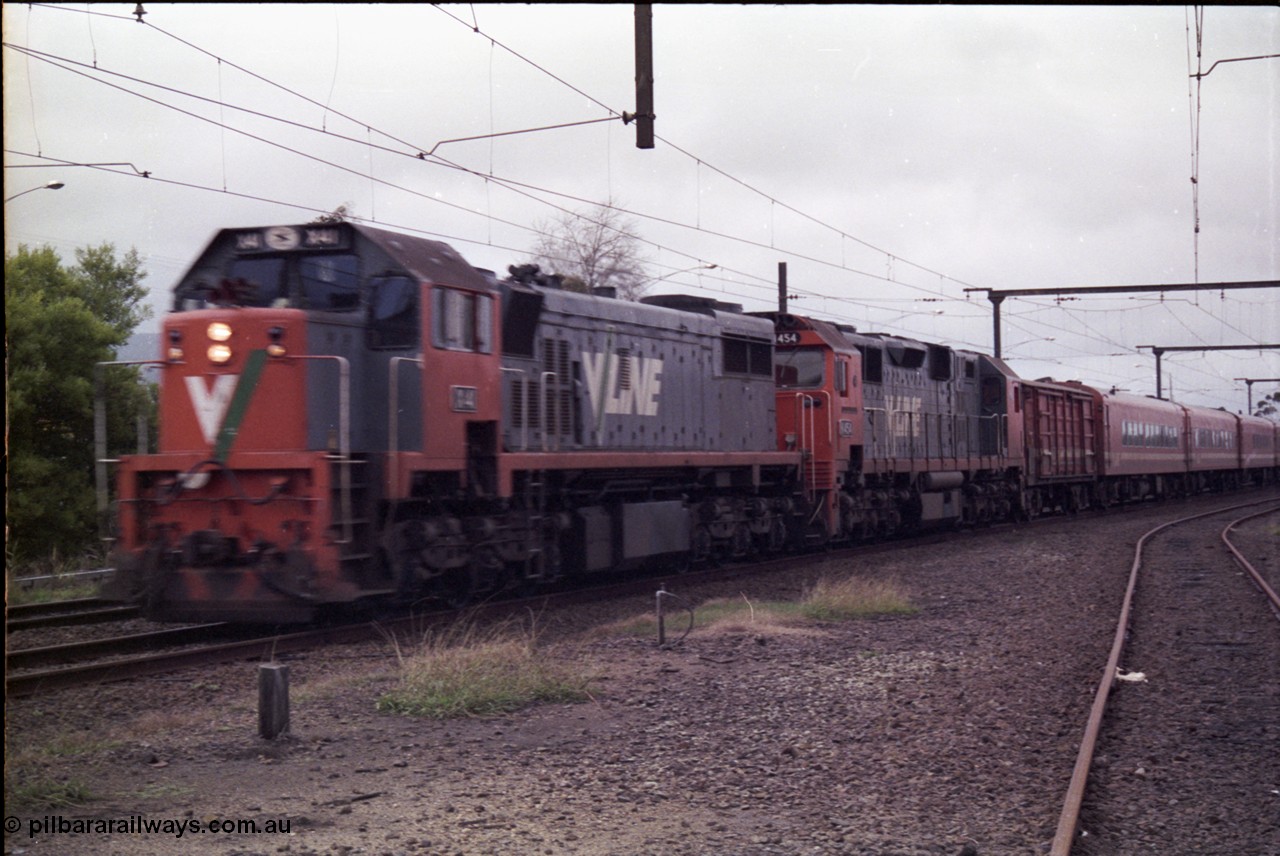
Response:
[310,203,356,224]
[6,243,153,563]
[527,201,651,300]
[1254,391,1279,422]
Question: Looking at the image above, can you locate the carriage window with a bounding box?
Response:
[432,287,493,353]
[300,254,360,311]
[368,276,418,349]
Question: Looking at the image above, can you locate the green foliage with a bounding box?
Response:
[5,775,94,809]
[5,243,153,563]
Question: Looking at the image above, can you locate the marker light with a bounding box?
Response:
[208,344,233,364]
[207,322,233,342]
[165,328,185,361]
[266,325,287,356]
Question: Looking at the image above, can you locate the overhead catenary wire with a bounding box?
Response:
[6,5,1276,409]
[431,4,982,296]
[3,40,962,308]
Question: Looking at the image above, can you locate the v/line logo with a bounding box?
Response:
[186,375,239,445]
[580,350,664,417]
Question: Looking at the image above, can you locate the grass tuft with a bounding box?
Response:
[5,776,94,809]
[595,575,916,640]
[799,575,917,620]
[376,619,596,719]
[6,547,106,605]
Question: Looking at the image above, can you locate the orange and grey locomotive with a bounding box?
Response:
[103,222,1277,622]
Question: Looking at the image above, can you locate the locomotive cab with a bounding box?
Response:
[105,223,501,621]
[752,312,863,541]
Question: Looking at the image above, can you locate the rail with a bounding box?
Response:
[1221,505,1280,616]
[1049,498,1278,855]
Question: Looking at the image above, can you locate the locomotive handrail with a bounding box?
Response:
[388,356,424,498]
[288,355,352,545]
[795,393,815,502]
[93,359,165,537]
[793,391,832,502]
[500,367,529,451]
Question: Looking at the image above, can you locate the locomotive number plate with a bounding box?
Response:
[450,385,478,412]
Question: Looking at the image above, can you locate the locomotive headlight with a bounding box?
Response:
[208,343,233,364]
[207,322,233,342]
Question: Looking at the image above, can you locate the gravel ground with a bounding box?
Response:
[1076,505,1280,856]
[4,492,1277,856]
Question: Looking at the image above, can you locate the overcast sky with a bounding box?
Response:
[4,3,1277,413]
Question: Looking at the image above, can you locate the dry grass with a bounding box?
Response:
[376,617,597,719]
[798,575,917,620]
[595,575,916,640]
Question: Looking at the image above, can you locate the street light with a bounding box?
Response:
[4,180,65,204]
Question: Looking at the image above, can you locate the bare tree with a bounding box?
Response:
[527,201,651,300]
[1254,391,1280,422]
[310,203,356,224]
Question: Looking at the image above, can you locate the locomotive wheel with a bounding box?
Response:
[436,567,479,610]
[536,537,563,584]
[691,524,714,566]
[763,518,788,554]
[1026,490,1044,519]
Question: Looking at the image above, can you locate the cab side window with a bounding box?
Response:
[432,287,493,354]
[368,276,418,349]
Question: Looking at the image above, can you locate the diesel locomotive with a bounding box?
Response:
[101,221,1278,622]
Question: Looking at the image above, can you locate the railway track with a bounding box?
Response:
[6,597,141,631]
[1051,500,1280,855]
[5,513,1000,698]
[3,621,394,698]
[6,492,1273,700]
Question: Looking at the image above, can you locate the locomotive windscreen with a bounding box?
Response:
[775,347,825,388]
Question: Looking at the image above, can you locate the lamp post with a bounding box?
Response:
[4,180,65,204]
